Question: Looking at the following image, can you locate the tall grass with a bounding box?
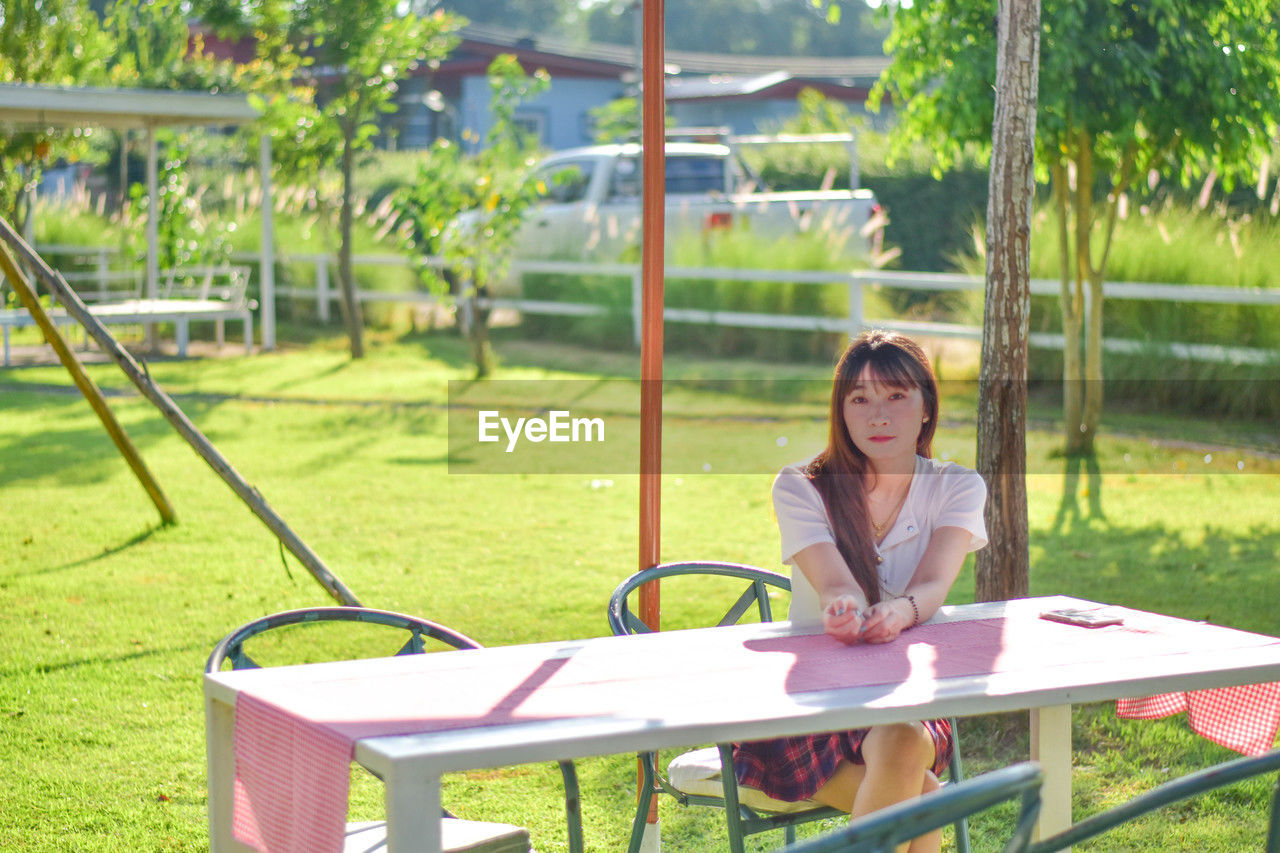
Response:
[27,174,422,328]
[955,201,1280,419]
[522,218,885,360]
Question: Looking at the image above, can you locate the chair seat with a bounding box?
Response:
[344,818,532,853]
[667,747,826,815]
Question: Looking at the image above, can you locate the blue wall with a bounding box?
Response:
[459,75,626,152]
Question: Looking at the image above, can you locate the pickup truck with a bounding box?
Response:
[474,141,879,289]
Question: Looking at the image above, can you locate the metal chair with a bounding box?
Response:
[1029,748,1280,852]
[784,762,1043,853]
[206,606,584,853]
[607,561,972,853]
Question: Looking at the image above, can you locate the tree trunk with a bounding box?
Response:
[1065,141,1096,454]
[975,0,1040,603]
[1081,271,1104,448]
[338,130,365,359]
[469,282,494,378]
[1054,165,1084,454]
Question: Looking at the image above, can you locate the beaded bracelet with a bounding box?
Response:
[903,594,919,628]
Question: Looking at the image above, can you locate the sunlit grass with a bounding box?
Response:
[1,328,1278,852]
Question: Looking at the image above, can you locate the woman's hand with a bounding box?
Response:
[822,593,867,644]
[858,598,914,644]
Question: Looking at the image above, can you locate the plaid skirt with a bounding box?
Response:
[732,719,954,803]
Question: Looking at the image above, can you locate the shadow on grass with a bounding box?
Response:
[0,641,206,679]
[0,390,222,487]
[6,526,161,580]
[1034,517,1280,636]
[1052,453,1106,533]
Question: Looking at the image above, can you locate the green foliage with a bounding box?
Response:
[874,0,1280,453]
[588,97,642,145]
[955,201,1280,418]
[582,0,888,57]
[394,55,549,373]
[121,132,234,270]
[874,0,1280,183]
[396,54,550,279]
[196,0,463,356]
[740,108,990,276]
[523,220,871,361]
[0,0,114,228]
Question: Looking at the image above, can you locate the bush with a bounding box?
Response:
[986,202,1280,419]
[520,219,872,361]
[741,130,991,275]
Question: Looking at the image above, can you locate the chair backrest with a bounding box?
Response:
[786,762,1043,853]
[607,561,790,637]
[1029,748,1280,852]
[206,606,480,673]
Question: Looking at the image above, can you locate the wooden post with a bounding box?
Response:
[0,240,177,526]
[0,217,362,608]
[975,0,1040,602]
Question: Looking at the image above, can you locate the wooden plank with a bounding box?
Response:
[0,217,361,608]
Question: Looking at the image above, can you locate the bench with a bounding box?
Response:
[1,265,256,366]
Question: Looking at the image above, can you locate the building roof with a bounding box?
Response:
[457,23,889,82]
[665,72,871,103]
[0,82,258,130]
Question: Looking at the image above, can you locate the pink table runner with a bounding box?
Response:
[227,611,1280,853]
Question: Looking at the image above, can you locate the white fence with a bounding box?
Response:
[252,252,1280,367]
[19,245,1280,366]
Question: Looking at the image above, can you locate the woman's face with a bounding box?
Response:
[841,365,926,467]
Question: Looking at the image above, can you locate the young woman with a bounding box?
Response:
[733,330,988,853]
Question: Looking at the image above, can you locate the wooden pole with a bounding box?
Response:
[0,240,177,526]
[638,0,666,838]
[0,218,362,608]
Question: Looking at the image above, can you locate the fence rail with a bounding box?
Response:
[18,245,1280,367]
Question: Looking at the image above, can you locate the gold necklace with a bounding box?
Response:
[870,481,911,537]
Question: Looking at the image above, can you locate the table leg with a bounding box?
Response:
[384,763,442,852]
[204,694,256,853]
[1031,704,1073,842]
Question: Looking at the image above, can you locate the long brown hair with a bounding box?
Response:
[805,330,939,605]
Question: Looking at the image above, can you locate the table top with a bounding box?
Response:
[205,595,1280,777]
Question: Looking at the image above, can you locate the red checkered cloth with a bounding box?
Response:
[1116,682,1280,755]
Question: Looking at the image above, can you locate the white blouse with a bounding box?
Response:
[772,455,988,628]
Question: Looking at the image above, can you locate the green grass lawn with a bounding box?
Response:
[1,327,1277,851]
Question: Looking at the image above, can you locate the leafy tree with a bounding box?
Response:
[198,0,462,358]
[873,0,1280,454]
[414,0,566,33]
[102,0,240,269]
[0,0,113,231]
[583,0,887,57]
[396,55,549,377]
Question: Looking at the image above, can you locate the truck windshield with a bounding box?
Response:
[609,156,727,198]
[534,160,594,204]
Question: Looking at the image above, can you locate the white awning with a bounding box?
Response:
[0,82,275,350]
[0,83,256,130]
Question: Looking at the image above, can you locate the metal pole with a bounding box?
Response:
[259,133,276,351]
[639,0,665,628]
[146,125,159,349]
[638,0,666,845]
